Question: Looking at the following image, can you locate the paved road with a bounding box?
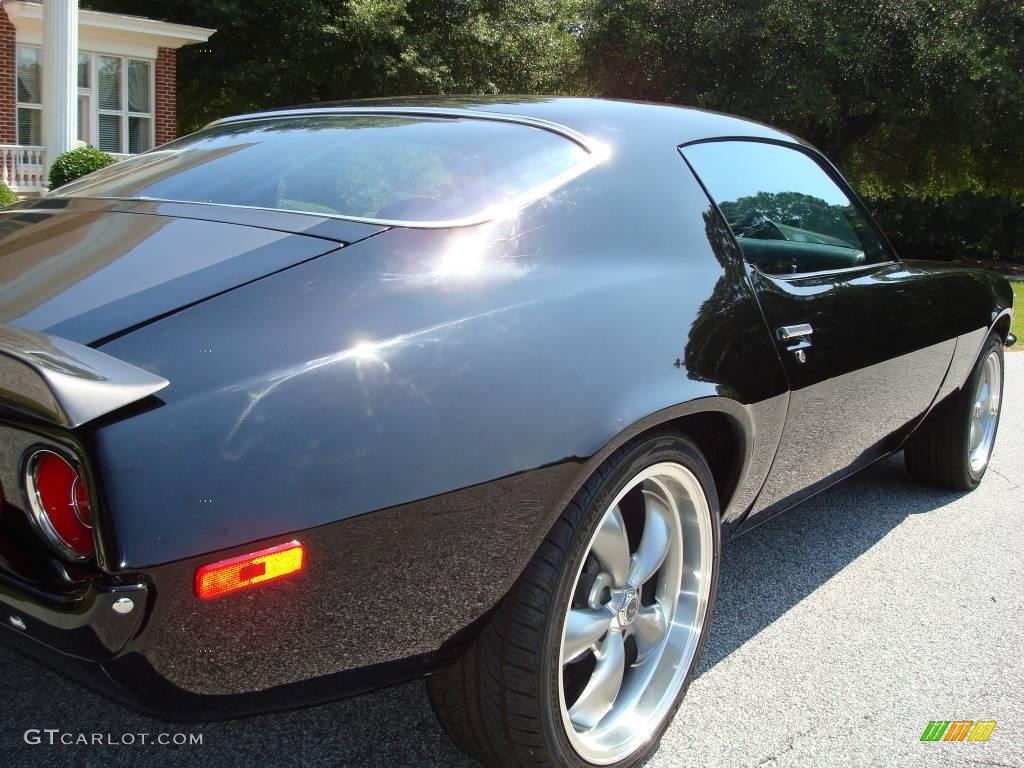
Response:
[2,356,1022,768]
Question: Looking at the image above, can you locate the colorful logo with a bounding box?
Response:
[921,721,996,742]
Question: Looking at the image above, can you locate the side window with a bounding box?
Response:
[682,140,890,275]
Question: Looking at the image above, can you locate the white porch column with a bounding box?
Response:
[42,0,79,169]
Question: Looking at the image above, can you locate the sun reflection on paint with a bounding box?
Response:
[351,340,385,364]
[433,229,492,278]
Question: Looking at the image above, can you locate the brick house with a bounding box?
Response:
[0,0,213,194]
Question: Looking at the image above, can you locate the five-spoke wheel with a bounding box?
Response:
[906,332,1005,490]
[427,433,720,768]
[559,462,712,764]
[968,348,1002,474]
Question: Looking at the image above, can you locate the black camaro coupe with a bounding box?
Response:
[0,97,1013,767]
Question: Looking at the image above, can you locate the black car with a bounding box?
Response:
[0,97,1013,768]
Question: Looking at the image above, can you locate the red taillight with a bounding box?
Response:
[25,449,94,559]
[194,541,304,599]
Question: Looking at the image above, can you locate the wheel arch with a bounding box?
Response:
[553,397,761,543]
[435,397,752,678]
[655,409,744,513]
[992,308,1013,344]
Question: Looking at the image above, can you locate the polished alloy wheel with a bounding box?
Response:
[969,349,1002,474]
[558,462,713,765]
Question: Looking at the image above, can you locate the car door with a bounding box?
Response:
[681,139,957,524]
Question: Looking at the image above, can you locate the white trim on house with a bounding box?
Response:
[5,2,214,59]
[3,2,213,194]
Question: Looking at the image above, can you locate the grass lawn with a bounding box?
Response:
[1013,283,1024,349]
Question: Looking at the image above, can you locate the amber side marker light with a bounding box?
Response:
[194,541,304,599]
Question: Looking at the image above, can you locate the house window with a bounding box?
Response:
[17,46,42,145]
[96,55,123,152]
[91,54,154,154]
[16,46,154,154]
[77,53,90,142]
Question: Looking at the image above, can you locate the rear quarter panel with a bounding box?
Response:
[903,260,1013,400]
[86,136,789,697]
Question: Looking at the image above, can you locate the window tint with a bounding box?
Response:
[54,115,592,224]
[683,141,890,275]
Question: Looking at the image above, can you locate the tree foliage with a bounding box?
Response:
[580,0,1024,201]
[86,0,586,133]
[84,0,1023,258]
[0,181,17,207]
[719,192,855,242]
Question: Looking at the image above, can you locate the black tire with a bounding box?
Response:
[905,332,1005,490]
[426,432,721,768]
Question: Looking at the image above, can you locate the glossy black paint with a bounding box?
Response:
[0,197,384,345]
[0,97,1012,718]
[740,262,956,524]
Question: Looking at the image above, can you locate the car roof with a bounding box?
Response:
[209,96,802,152]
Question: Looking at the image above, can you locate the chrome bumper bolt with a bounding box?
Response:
[112,597,135,615]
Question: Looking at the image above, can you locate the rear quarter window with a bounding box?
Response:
[53,114,594,225]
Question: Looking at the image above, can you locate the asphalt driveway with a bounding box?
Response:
[2,354,1022,768]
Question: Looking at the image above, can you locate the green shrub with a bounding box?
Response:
[0,181,17,207]
[48,146,117,190]
[865,193,1024,265]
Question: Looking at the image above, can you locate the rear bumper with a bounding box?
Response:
[0,612,131,705]
[0,571,162,715]
[0,571,148,659]
[0,565,444,721]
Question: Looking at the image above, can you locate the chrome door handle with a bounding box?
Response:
[778,323,813,341]
[778,323,813,364]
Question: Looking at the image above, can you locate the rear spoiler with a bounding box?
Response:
[0,324,168,428]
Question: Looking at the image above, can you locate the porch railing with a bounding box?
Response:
[0,146,134,195]
[0,145,47,194]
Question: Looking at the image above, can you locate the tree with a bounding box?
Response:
[718,191,856,244]
[82,0,1024,260]
[85,0,586,133]
[580,0,1024,201]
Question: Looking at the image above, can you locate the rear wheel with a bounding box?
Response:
[905,332,1004,490]
[427,433,720,767]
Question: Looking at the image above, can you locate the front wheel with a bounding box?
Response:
[427,433,721,767]
[905,332,1005,490]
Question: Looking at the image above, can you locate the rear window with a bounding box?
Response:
[53,114,593,225]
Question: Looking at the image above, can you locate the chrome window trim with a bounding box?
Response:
[204,107,597,152]
[752,261,895,281]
